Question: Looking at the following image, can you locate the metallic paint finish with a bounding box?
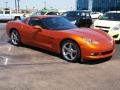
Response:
[6,16,115,60]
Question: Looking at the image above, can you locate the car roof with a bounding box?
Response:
[64,10,91,13]
[107,11,120,13]
[30,15,61,19]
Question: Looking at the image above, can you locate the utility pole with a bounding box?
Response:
[17,0,20,13]
[15,0,17,13]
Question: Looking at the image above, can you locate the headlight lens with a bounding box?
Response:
[84,38,99,44]
[112,24,120,31]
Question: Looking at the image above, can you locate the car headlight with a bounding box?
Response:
[84,38,99,44]
[112,24,120,31]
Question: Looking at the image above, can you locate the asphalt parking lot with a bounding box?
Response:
[0,23,120,90]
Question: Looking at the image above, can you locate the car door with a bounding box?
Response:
[19,18,37,45]
[25,17,55,49]
[3,10,12,20]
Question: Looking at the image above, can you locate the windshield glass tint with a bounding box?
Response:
[40,17,77,30]
[99,12,120,21]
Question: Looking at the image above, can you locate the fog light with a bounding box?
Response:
[90,53,99,56]
[91,53,95,56]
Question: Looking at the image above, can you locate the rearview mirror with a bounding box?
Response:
[33,25,42,30]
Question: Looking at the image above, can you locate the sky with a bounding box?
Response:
[0,0,76,10]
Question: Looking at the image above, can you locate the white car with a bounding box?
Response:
[91,12,103,19]
[0,9,26,21]
[94,11,120,42]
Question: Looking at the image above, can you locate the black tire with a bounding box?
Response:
[14,17,21,20]
[61,40,81,63]
[10,30,21,46]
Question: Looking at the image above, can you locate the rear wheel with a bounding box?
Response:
[14,17,21,20]
[10,30,21,46]
[61,40,81,63]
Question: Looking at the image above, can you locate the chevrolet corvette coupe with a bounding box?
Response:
[6,15,115,62]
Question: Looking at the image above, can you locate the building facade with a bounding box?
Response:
[77,0,120,12]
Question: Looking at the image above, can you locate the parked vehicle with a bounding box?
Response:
[6,16,115,62]
[0,8,26,21]
[94,11,120,42]
[91,12,103,19]
[45,11,60,15]
[31,10,61,16]
[62,10,92,28]
[30,10,42,16]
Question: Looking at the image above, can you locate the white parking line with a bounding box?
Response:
[0,56,9,65]
[4,58,8,65]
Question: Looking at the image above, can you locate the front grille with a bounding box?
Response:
[101,50,113,55]
[95,26,110,29]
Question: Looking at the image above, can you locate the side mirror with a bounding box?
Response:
[98,15,102,19]
[33,25,43,30]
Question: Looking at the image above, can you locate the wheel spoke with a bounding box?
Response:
[65,52,70,56]
[69,43,72,49]
[64,46,69,51]
[72,50,77,53]
[69,53,74,60]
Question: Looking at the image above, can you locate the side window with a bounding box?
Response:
[28,17,42,26]
[5,11,10,14]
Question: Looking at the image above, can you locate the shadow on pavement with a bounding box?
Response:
[6,41,113,65]
[80,56,112,65]
[21,44,60,57]
[21,44,112,65]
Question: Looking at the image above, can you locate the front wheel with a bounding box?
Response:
[61,40,81,63]
[10,30,21,46]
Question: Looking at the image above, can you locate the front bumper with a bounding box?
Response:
[80,40,115,60]
[108,31,120,41]
[94,27,120,41]
[83,49,115,60]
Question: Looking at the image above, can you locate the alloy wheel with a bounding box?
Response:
[10,30,21,46]
[62,40,81,62]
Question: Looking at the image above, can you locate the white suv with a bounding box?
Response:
[94,11,120,42]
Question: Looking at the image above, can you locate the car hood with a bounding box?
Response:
[62,28,112,41]
[94,19,120,28]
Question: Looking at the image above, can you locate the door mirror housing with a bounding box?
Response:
[33,25,43,30]
[98,15,102,20]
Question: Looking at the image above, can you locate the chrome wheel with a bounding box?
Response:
[10,30,21,46]
[61,40,80,62]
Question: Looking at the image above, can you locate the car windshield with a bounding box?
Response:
[62,11,91,21]
[40,17,77,30]
[99,12,120,21]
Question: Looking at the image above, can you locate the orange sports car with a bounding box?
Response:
[6,15,115,62]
